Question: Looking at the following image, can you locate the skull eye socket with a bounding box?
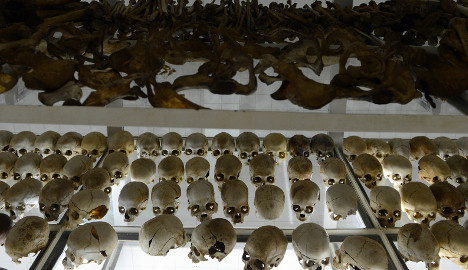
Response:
[458,208,465,214]
[305,206,313,213]
[1,172,8,179]
[253,177,262,183]
[72,176,80,182]
[291,178,299,183]
[460,256,468,263]
[305,260,315,267]
[328,179,335,185]
[44,149,50,154]
[91,149,99,155]
[5,203,11,209]
[14,173,21,180]
[266,151,273,157]
[65,150,72,156]
[187,177,194,183]
[322,258,330,265]
[242,251,250,261]
[172,150,180,156]
[293,205,301,212]
[364,174,372,181]
[223,150,230,155]
[279,152,286,158]
[241,206,249,213]
[119,206,125,214]
[339,179,345,184]
[162,150,169,156]
[413,212,423,219]
[152,150,159,156]
[254,259,265,270]
[378,209,389,216]
[376,174,382,180]
[251,152,258,157]
[429,212,436,218]
[393,174,401,180]
[185,149,193,155]
[405,175,411,181]
[82,149,88,155]
[197,149,205,156]
[16,204,26,211]
[50,204,60,212]
[191,205,200,213]
[442,207,453,215]
[394,210,401,217]
[52,173,60,179]
[114,171,123,179]
[39,203,46,211]
[240,152,248,159]
[19,149,27,155]
[212,150,220,156]
[266,176,274,183]
[304,152,310,157]
[215,174,224,181]
[153,207,161,215]
[227,207,235,214]
[456,177,464,183]
[104,187,112,194]
[129,208,139,215]
[206,202,215,210]
[165,207,175,214]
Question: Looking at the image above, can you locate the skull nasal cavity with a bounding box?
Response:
[208,241,225,255]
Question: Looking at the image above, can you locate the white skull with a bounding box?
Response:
[236,132,260,161]
[130,158,156,184]
[214,154,242,188]
[398,223,440,270]
[4,178,42,220]
[65,189,110,229]
[410,136,438,161]
[151,180,181,216]
[310,133,335,161]
[457,137,468,158]
[342,136,367,161]
[188,218,236,263]
[352,153,383,189]
[365,138,391,163]
[332,236,388,270]
[0,181,10,210]
[400,182,437,225]
[39,178,74,221]
[0,213,12,245]
[108,130,134,156]
[319,157,346,187]
[263,133,287,164]
[118,181,149,222]
[290,180,320,221]
[325,184,357,220]
[161,132,183,156]
[446,155,468,184]
[39,153,67,184]
[430,182,465,222]
[369,186,402,228]
[13,152,42,180]
[457,182,468,203]
[158,156,184,184]
[292,223,330,270]
[62,222,118,269]
[34,131,60,157]
[4,216,49,264]
[136,132,160,159]
[418,154,451,185]
[0,130,13,151]
[0,152,18,181]
[221,179,249,224]
[388,138,410,159]
[287,156,312,184]
[185,157,210,183]
[254,185,285,220]
[430,220,468,269]
[81,132,107,162]
[288,135,311,157]
[433,136,459,160]
[242,225,288,270]
[55,132,83,160]
[187,180,218,222]
[102,151,129,185]
[185,133,208,157]
[382,154,412,188]
[9,131,36,156]
[63,155,93,189]
[211,132,235,158]
[139,214,187,256]
[81,168,112,194]
[249,153,276,188]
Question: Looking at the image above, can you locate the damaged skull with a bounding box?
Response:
[136,132,160,159]
[108,130,134,156]
[288,135,311,157]
[214,154,242,188]
[292,223,330,270]
[39,178,74,221]
[370,186,402,228]
[4,177,42,220]
[34,131,60,157]
[310,133,335,161]
[139,214,187,256]
[158,156,184,183]
[65,189,110,229]
[130,158,156,184]
[118,181,149,222]
[221,179,249,224]
[249,153,276,188]
[431,220,468,269]
[186,157,210,183]
[187,180,218,222]
[326,184,357,220]
[352,153,383,189]
[263,133,287,164]
[254,184,285,220]
[81,131,107,162]
[287,156,312,184]
[161,132,183,156]
[430,182,465,222]
[418,154,451,185]
[333,236,388,270]
[55,132,83,160]
[290,180,320,221]
[242,226,287,270]
[342,136,367,161]
[185,133,208,157]
[319,157,346,187]
[151,180,181,216]
[211,132,235,158]
[400,182,437,225]
[236,132,260,162]
[39,153,67,184]
[382,154,412,189]
[398,223,440,270]
[81,168,112,194]
[62,155,93,189]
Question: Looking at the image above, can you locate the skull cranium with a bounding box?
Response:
[108,130,134,156]
[236,132,260,162]
[214,154,241,188]
[102,151,129,185]
[151,180,181,216]
[433,137,459,160]
[292,223,330,270]
[158,156,184,184]
[429,182,465,222]
[369,186,402,228]
[352,153,383,189]
[398,223,440,270]
[342,136,366,161]
[365,138,391,163]
[13,152,42,180]
[332,236,388,270]
[410,136,438,161]
[136,132,160,159]
[211,132,235,158]
[9,131,36,156]
[288,135,311,157]
[263,133,287,164]
[187,180,218,222]
[319,157,346,187]
[161,132,183,157]
[249,153,275,188]
[130,158,156,184]
[118,181,149,222]
[388,138,410,159]
[185,157,210,184]
[39,153,67,184]
[254,184,285,220]
[81,132,107,162]
[446,155,468,184]
[4,177,42,220]
[139,214,187,256]
[290,180,320,221]
[310,133,335,161]
[39,178,74,221]
[65,189,110,229]
[382,154,412,189]
[0,152,18,181]
[81,168,112,194]
[55,132,83,160]
[326,184,357,220]
[185,133,208,157]
[418,154,451,185]
[34,131,60,157]
[400,182,437,225]
[287,156,312,184]
[62,155,93,189]
[221,179,249,224]
[242,226,287,270]
[430,220,468,269]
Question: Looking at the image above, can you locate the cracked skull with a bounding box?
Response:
[187,180,218,222]
[102,151,129,185]
[118,181,149,222]
[186,157,210,183]
[366,138,391,163]
[55,132,83,160]
[418,154,451,185]
[382,154,412,188]
[139,214,187,256]
[81,168,112,194]
[221,179,249,224]
[108,130,134,156]
[342,136,367,161]
[332,236,388,270]
[388,138,411,159]
[214,154,242,188]
[370,186,402,228]
[158,156,184,183]
[81,131,107,162]
[211,132,235,158]
[185,133,208,157]
[410,136,438,161]
[290,180,320,221]
[236,132,260,162]
[352,153,383,189]
[287,156,312,184]
[254,185,285,220]
[400,182,437,225]
[433,136,459,160]
[242,226,287,270]
[430,182,465,222]
[9,131,36,156]
[326,184,357,221]
[288,135,311,157]
[62,155,93,189]
[249,153,276,188]
[39,153,67,184]
[65,189,110,229]
[319,157,346,187]
[34,131,60,157]
[292,223,330,270]
[130,158,156,184]
[136,132,160,159]
[39,178,74,221]
[161,132,183,156]
[13,152,42,180]
[431,220,468,269]
[0,152,18,181]
[151,180,181,216]
[310,133,335,161]
[446,155,468,184]
[263,133,287,164]
[4,177,42,220]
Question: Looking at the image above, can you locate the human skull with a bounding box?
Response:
[4,216,49,264]
[370,186,402,228]
[81,168,112,194]
[214,154,242,188]
[185,133,208,157]
[62,222,118,269]
[446,155,468,184]
[287,156,312,184]
[185,157,210,183]
[0,152,18,181]
[188,218,236,263]
[221,179,249,224]
[55,132,83,160]
[211,132,235,158]
[457,182,468,203]
[366,138,391,163]
[400,182,437,225]
[332,236,388,270]
[310,133,335,161]
[39,153,67,184]
[342,136,367,161]
[158,156,184,183]
[249,153,276,188]
[0,130,13,151]
[0,181,10,210]
[236,132,260,162]
[139,214,187,256]
[13,152,42,180]
[430,220,468,269]
[388,138,411,159]
[326,184,357,220]
[65,189,110,229]
[187,180,218,222]
[242,226,287,270]
[39,178,74,221]
[263,133,287,164]
[130,158,156,184]
[290,180,320,221]
[319,157,346,187]
[108,130,134,156]
[34,131,60,157]
[161,132,183,156]
[433,137,459,160]
[62,155,93,189]
[254,185,285,220]
[398,223,440,270]
[418,155,451,185]
[288,135,311,157]
[382,154,412,189]
[9,131,36,156]
[81,131,107,162]
[136,132,160,159]
[410,136,438,161]
[151,180,181,216]
[292,223,330,270]
[430,182,465,222]
[118,181,149,222]
[352,153,383,189]
[102,151,129,185]
[4,178,42,220]
[0,213,12,245]
[457,137,468,158]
